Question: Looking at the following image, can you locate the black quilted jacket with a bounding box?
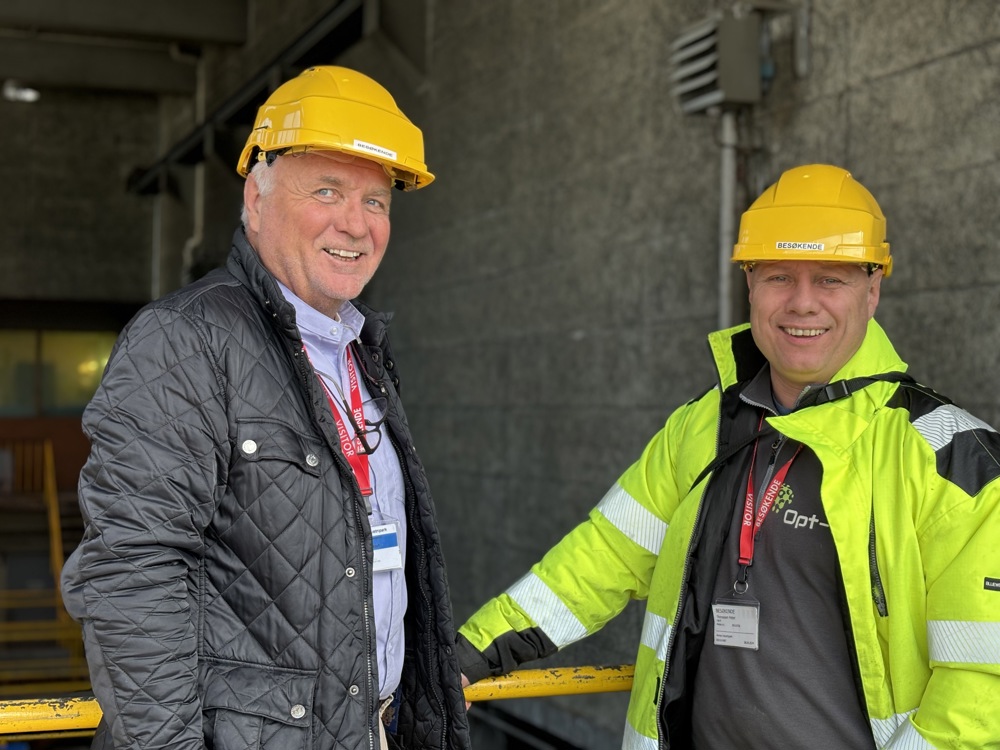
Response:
[62,229,472,750]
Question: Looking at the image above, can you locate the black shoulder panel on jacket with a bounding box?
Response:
[936,429,1000,497]
[885,379,952,419]
[889,383,1000,496]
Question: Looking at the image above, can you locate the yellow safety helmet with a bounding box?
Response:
[236,65,434,190]
[732,164,891,276]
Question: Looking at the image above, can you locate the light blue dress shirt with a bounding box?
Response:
[278,283,407,700]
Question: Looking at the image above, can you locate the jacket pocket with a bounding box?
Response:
[235,418,324,477]
[200,658,316,749]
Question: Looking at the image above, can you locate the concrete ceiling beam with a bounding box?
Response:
[0,0,246,45]
[0,37,196,94]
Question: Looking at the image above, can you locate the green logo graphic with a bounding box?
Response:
[771,483,794,512]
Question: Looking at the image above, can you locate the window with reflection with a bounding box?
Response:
[0,330,117,416]
[0,331,38,417]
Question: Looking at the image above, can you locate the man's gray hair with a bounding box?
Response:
[240,159,277,226]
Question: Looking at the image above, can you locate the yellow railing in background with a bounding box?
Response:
[0,439,87,699]
[0,665,635,740]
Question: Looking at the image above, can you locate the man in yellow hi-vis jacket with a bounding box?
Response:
[458,165,1000,749]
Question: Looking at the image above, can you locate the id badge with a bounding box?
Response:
[711,596,760,650]
[371,522,402,572]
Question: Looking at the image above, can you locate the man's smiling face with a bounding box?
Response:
[243,150,392,318]
[746,260,882,408]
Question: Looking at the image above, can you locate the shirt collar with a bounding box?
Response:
[276,282,365,349]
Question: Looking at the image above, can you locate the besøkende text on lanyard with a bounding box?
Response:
[735,413,802,594]
[306,344,374,498]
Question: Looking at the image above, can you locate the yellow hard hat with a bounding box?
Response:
[236,65,434,190]
[732,164,891,276]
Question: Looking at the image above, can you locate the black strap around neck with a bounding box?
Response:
[687,371,914,494]
[795,371,914,409]
[688,422,776,494]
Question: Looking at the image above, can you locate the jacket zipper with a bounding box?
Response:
[294,344,377,750]
[797,384,888,617]
[393,428,449,748]
[656,395,729,748]
[657,391,785,747]
[757,437,784,493]
[656,502,702,749]
[360,347,450,749]
[868,510,888,617]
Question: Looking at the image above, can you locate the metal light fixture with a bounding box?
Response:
[2,80,41,103]
[670,10,762,116]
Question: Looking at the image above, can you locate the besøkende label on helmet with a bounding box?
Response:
[353,139,397,161]
[776,241,825,251]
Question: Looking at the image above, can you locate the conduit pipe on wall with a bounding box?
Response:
[717,110,738,330]
[669,11,758,329]
[672,4,811,329]
[181,55,209,287]
[150,191,162,300]
[181,162,206,286]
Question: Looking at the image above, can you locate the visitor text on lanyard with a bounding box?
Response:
[313,346,374,497]
[735,423,802,593]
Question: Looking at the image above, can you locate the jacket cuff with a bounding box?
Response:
[456,634,494,684]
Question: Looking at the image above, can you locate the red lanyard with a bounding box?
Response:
[310,346,373,497]
[738,422,801,568]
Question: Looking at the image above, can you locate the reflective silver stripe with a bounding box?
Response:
[622,720,658,750]
[640,610,671,663]
[506,572,588,648]
[596,484,668,555]
[913,403,996,452]
[877,710,933,749]
[871,709,917,748]
[928,619,1000,664]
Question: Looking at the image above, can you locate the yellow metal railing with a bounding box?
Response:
[465,664,634,700]
[0,665,635,739]
[0,695,102,741]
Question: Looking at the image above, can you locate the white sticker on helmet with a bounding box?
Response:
[776,242,825,251]
[353,139,397,161]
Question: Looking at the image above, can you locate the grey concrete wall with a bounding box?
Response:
[355,1,1000,746]
[0,91,157,302]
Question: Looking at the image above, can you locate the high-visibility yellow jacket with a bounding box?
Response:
[458,320,1000,749]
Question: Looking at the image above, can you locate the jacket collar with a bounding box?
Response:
[226,226,392,347]
[708,318,908,399]
[709,320,910,453]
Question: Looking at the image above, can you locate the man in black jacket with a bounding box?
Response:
[62,66,471,750]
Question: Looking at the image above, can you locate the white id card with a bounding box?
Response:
[712,597,760,650]
[371,522,402,572]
